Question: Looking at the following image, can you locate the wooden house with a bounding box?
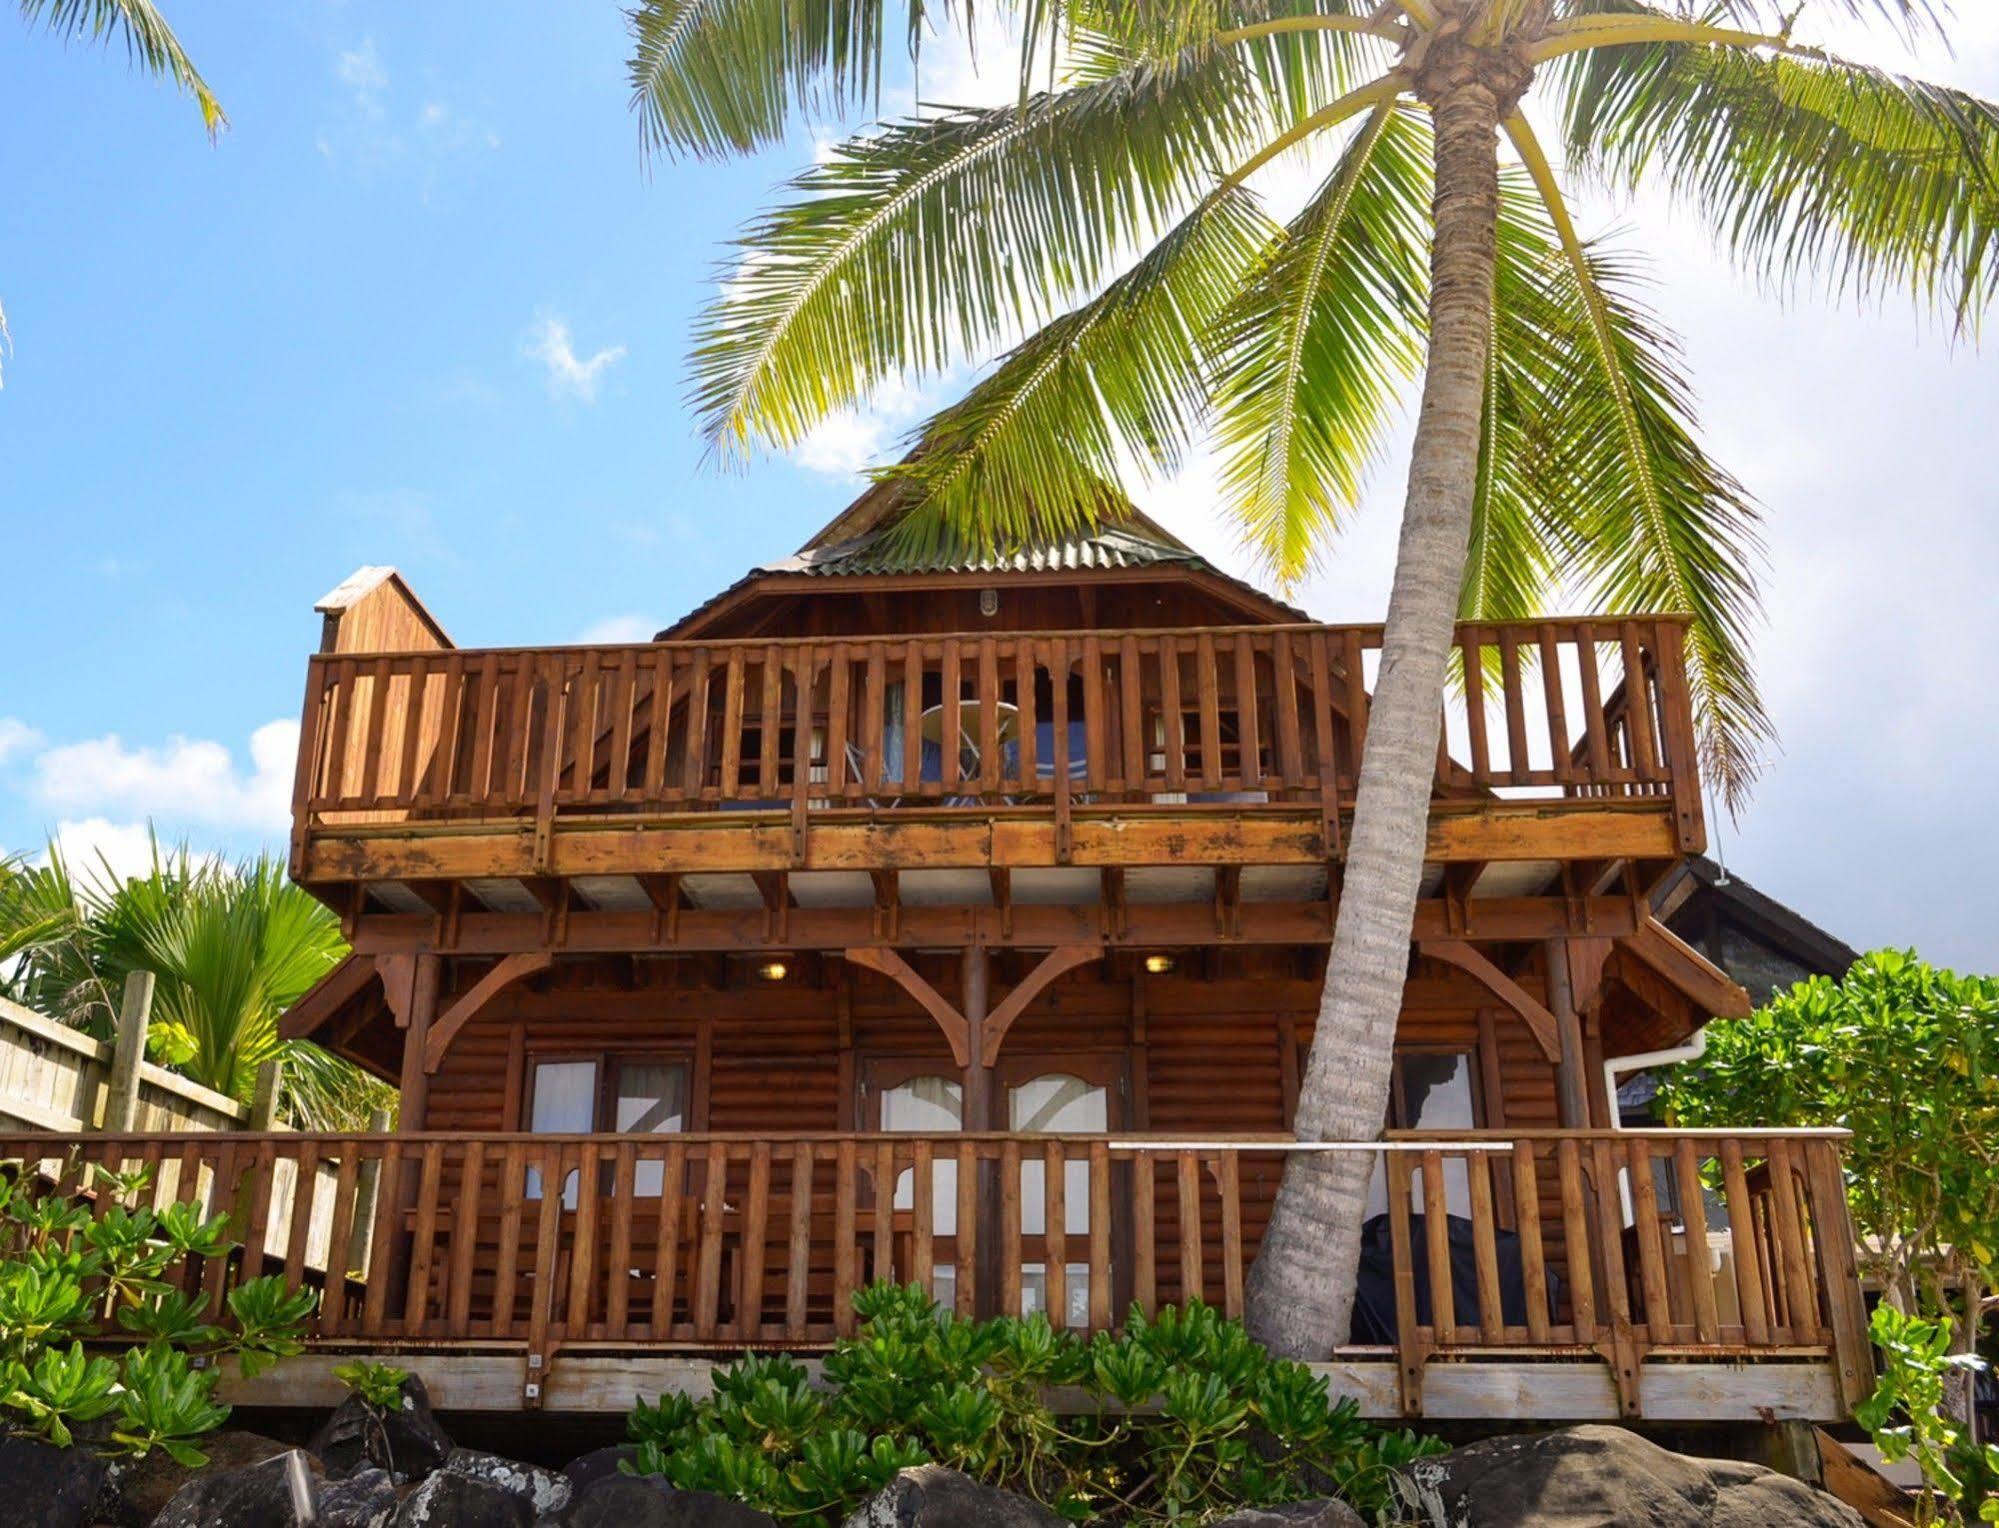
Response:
[10,493,1872,1424]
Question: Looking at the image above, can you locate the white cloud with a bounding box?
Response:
[527,315,627,403]
[574,614,660,644]
[43,819,164,886]
[0,718,44,766]
[336,38,387,118]
[794,375,942,478]
[30,720,298,834]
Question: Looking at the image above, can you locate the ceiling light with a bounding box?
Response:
[757,960,789,982]
[1143,954,1176,976]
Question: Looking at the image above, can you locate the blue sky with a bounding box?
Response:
[2,3,1995,971]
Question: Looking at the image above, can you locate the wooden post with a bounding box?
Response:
[348,1107,393,1278]
[387,956,440,1313]
[1546,940,1589,1129]
[249,1060,284,1131]
[102,971,154,1132]
[395,955,442,1132]
[962,945,996,1316]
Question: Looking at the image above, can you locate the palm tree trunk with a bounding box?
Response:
[1245,65,1511,1358]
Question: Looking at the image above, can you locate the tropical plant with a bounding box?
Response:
[1660,951,1999,1394]
[0,838,395,1130]
[6,1,222,387]
[622,1281,1441,1524]
[333,1358,410,1412]
[630,0,1999,1354]
[0,1161,314,1466]
[1857,1304,1999,1525]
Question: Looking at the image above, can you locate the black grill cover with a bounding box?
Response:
[1349,1212,1559,1343]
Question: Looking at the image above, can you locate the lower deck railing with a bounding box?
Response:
[1,1128,1869,1413]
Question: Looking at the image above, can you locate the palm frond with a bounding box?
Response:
[1505,118,1772,808]
[20,0,224,134]
[1207,102,1429,585]
[875,183,1277,553]
[692,49,1285,455]
[1555,16,1999,328]
[627,0,922,160]
[1460,170,1573,625]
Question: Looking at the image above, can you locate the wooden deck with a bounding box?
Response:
[12,1125,1868,1419]
[289,616,1705,912]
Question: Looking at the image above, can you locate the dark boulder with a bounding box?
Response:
[316,1466,399,1528]
[1404,1425,1864,1527]
[436,1449,571,1520]
[0,1430,107,1528]
[842,1465,1066,1527]
[558,1444,639,1497]
[149,1448,323,1528]
[311,1374,453,1483]
[394,1467,533,1528]
[1209,1503,1366,1528]
[101,1429,292,1526]
[539,1471,777,1528]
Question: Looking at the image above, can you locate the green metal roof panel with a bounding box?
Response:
[765,525,1208,578]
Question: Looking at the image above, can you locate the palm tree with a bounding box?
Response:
[1,840,393,1130]
[631,0,1999,1354]
[4,1,221,384]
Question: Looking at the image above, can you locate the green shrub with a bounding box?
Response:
[623,1282,1442,1524]
[1856,1304,1999,1525]
[334,1358,411,1411]
[0,1159,317,1467]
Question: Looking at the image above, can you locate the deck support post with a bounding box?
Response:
[963,946,1001,1318]
[385,954,442,1314]
[1546,940,1589,1130]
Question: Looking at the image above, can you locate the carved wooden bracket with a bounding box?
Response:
[980,944,1104,1065]
[843,947,969,1067]
[423,951,554,1073]
[1420,939,1561,1062]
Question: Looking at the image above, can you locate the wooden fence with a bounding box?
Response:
[0,1126,1868,1414]
[0,990,244,1134]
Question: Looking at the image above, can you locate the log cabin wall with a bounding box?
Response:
[422,948,1572,1311]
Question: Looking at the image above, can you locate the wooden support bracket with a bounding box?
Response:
[1421,939,1562,1062]
[1618,917,1752,1019]
[423,952,554,1073]
[981,944,1104,1066]
[843,947,968,1067]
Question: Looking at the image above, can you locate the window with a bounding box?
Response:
[878,1074,962,1310]
[1009,1072,1108,1327]
[1365,1049,1483,1219]
[525,1055,688,1202]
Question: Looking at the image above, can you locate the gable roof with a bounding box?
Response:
[1652,855,1860,980]
[657,477,1307,637]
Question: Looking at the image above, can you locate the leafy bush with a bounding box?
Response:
[624,1282,1442,1524]
[0,1159,316,1467]
[1856,1304,1999,1525]
[334,1358,410,1411]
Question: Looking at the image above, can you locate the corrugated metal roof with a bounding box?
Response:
[762,524,1207,579]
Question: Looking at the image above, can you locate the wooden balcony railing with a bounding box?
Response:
[290,617,1704,867]
[7,1127,1865,1415]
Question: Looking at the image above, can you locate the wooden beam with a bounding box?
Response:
[989,868,1012,939]
[389,954,441,1130]
[298,801,1680,882]
[637,873,682,943]
[1100,868,1126,941]
[842,947,968,1066]
[215,1352,1846,1423]
[344,895,1649,957]
[280,955,379,1040]
[1421,940,1561,1063]
[1620,917,1753,1020]
[980,944,1105,1065]
[1567,937,1615,1015]
[422,952,554,1074]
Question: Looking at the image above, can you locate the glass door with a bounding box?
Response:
[998,1056,1123,1326]
[864,1062,963,1310]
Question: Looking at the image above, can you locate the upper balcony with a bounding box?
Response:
[289,615,1705,944]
